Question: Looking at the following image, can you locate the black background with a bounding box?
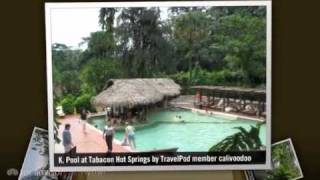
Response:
[0,0,319,179]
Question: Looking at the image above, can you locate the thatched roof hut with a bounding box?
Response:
[92,78,181,109]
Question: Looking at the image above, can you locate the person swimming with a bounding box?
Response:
[175,115,185,123]
[180,116,185,123]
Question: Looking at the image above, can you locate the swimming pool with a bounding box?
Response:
[89,108,266,152]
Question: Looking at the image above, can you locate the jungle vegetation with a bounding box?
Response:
[52,6,267,114]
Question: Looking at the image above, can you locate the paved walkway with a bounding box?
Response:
[56,115,131,153]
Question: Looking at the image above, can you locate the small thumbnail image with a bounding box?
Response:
[245,138,303,180]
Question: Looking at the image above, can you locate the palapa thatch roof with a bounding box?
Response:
[92,78,181,108]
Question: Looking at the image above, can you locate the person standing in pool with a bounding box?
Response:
[125,122,136,149]
[103,118,115,153]
[80,108,89,133]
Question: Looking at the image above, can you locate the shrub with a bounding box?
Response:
[267,166,292,180]
[60,95,76,114]
[74,93,94,113]
[169,72,190,87]
[169,68,262,89]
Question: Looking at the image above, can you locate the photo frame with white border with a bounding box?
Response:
[245,138,304,180]
[45,1,272,172]
[18,127,73,179]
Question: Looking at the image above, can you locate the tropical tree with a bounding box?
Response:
[172,10,212,81]
[80,58,124,93]
[99,8,117,32]
[52,6,268,115]
[115,7,173,77]
[210,9,266,86]
[83,31,117,58]
[52,43,82,100]
[209,123,263,152]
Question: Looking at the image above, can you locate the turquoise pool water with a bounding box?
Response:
[89,109,266,152]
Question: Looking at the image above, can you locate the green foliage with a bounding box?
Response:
[99,8,117,32]
[52,43,83,107]
[168,7,266,87]
[86,31,116,58]
[170,66,248,87]
[74,93,92,112]
[74,84,96,112]
[266,141,301,180]
[116,7,174,77]
[209,123,263,152]
[267,166,292,180]
[80,58,124,93]
[60,95,76,114]
[169,72,190,88]
[52,6,267,113]
[172,11,212,75]
[212,10,266,86]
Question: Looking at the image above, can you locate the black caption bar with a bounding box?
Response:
[54,151,266,166]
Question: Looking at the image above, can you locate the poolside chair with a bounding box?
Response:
[56,106,65,117]
[209,99,224,110]
[242,104,258,116]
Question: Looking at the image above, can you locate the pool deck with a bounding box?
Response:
[178,106,265,122]
[56,115,132,153]
[170,96,266,122]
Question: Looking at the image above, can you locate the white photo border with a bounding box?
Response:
[272,138,304,180]
[245,138,304,180]
[18,127,48,180]
[45,1,272,172]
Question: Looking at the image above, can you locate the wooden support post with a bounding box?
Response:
[111,107,114,117]
[227,97,229,107]
[257,101,261,117]
[213,94,215,105]
[223,98,226,112]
